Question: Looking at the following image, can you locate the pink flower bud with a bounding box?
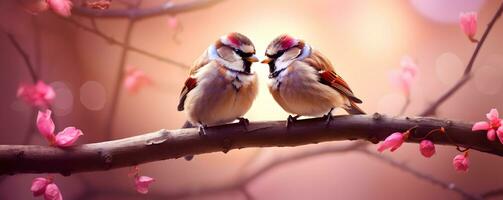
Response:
[44,183,63,200]
[17,81,55,109]
[36,110,55,143]
[419,140,435,158]
[47,0,72,17]
[135,176,155,194]
[459,12,478,42]
[453,153,469,172]
[389,56,418,96]
[54,127,83,147]
[377,132,406,152]
[31,177,51,197]
[124,66,152,94]
[167,16,179,29]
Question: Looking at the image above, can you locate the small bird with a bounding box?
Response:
[178,32,259,135]
[262,34,364,126]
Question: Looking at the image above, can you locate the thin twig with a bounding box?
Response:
[21,110,37,144]
[32,16,42,75]
[481,187,503,199]
[420,3,503,116]
[75,142,365,200]
[5,33,38,82]
[240,186,254,200]
[359,148,481,200]
[62,18,189,68]
[103,20,135,139]
[73,0,225,20]
[399,95,410,115]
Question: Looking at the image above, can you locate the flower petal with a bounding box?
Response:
[47,0,72,17]
[472,121,490,131]
[497,127,503,144]
[54,127,83,147]
[44,183,62,200]
[486,108,499,121]
[377,132,404,152]
[135,176,155,194]
[124,67,152,94]
[37,110,55,142]
[31,177,50,197]
[487,129,497,141]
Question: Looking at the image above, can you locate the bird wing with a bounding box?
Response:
[303,50,363,104]
[177,50,211,111]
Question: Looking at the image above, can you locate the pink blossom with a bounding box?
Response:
[377,132,408,152]
[44,183,63,200]
[20,0,49,15]
[129,166,155,194]
[54,127,83,147]
[36,109,83,147]
[124,67,152,94]
[167,16,179,29]
[472,108,503,143]
[459,12,478,42]
[135,176,155,194]
[30,177,62,200]
[419,140,435,158]
[453,152,469,172]
[36,110,56,143]
[389,56,418,96]
[47,0,72,17]
[31,177,51,197]
[17,81,55,109]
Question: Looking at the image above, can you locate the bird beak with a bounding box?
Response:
[261,58,272,64]
[246,56,259,63]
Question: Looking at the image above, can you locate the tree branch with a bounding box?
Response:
[420,2,503,116]
[73,0,225,20]
[1,114,501,175]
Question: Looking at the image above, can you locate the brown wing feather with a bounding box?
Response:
[303,50,363,104]
[177,50,211,111]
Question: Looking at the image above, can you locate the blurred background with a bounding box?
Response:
[1,0,503,199]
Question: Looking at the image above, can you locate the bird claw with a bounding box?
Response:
[286,115,300,129]
[237,117,250,131]
[324,108,334,127]
[198,124,208,137]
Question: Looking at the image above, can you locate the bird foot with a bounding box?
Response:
[324,108,334,127]
[198,123,208,137]
[286,115,300,129]
[237,117,250,131]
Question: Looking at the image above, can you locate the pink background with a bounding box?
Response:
[1,0,503,199]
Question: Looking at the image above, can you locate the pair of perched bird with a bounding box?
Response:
[177,33,364,134]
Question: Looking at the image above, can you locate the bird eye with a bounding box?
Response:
[234,49,253,58]
[270,50,285,59]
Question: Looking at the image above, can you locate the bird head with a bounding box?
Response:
[262,34,309,74]
[208,32,258,73]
